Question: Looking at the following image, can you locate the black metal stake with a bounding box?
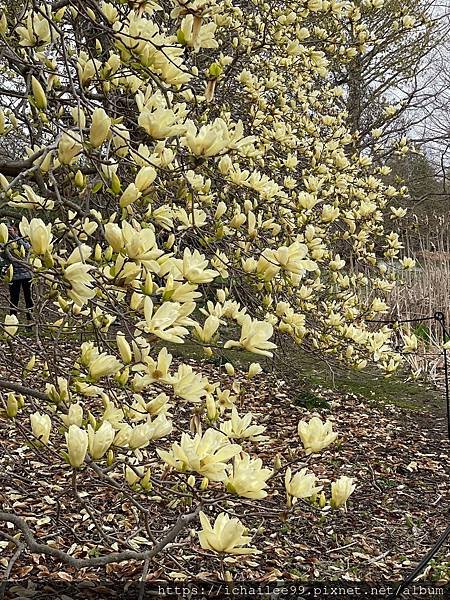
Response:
[434,312,450,441]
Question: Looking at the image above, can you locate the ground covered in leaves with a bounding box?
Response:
[0,339,449,593]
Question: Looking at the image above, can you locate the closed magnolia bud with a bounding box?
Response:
[24,355,36,372]
[200,477,209,491]
[0,173,9,192]
[6,394,18,418]
[116,367,129,385]
[273,453,282,472]
[71,106,86,129]
[206,394,218,421]
[74,170,85,189]
[0,223,8,243]
[110,172,121,194]
[87,421,115,459]
[30,412,51,445]
[215,201,227,220]
[29,218,52,255]
[119,183,141,208]
[165,233,175,250]
[104,246,113,261]
[94,244,102,262]
[66,425,88,468]
[125,465,141,486]
[107,449,114,466]
[134,165,157,191]
[5,264,13,283]
[89,107,111,148]
[143,273,154,295]
[319,491,326,508]
[224,362,235,376]
[141,468,152,490]
[247,362,262,379]
[87,411,97,429]
[31,76,47,110]
[0,13,7,35]
[187,475,196,488]
[116,332,132,364]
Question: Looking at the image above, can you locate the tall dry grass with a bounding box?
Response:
[352,215,450,384]
[390,215,450,324]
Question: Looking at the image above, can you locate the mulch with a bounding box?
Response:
[0,340,449,591]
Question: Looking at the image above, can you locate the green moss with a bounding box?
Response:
[164,338,442,413]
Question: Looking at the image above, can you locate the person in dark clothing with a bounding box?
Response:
[5,224,34,321]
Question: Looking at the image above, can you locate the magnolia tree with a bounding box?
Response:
[0,0,419,575]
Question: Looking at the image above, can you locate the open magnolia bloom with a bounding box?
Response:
[285,467,322,501]
[157,429,242,481]
[298,416,338,454]
[220,407,269,442]
[225,453,272,499]
[197,512,260,555]
[331,476,357,508]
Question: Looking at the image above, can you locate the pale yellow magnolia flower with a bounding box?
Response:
[400,257,416,269]
[31,76,47,110]
[104,223,124,252]
[116,332,132,364]
[181,119,229,157]
[402,333,418,353]
[138,107,186,140]
[215,388,237,413]
[119,183,142,208]
[66,425,88,468]
[66,244,92,266]
[225,453,272,499]
[0,223,8,243]
[102,400,124,429]
[298,416,338,454]
[28,218,52,254]
[61,403,83,427]
[58,131,83,165]
[142,298,189,343]
[181,248,219,284]
[87,421,115,459]
[179,14,218,52]
[4,315,19,337]
[285,466,322,500]
[88,353,122,380]
[128,414,172,448]
[30,412,51,444]
[247,363,262,378]
[17,12,52,46]
[224,315,277,357]
[197,512,259,554]
[220,407,268,442]
[64,262,96,305]
[224,363,235,376]
[194,315,220,343]
[140,348,173,385]
[331,476,356,508]
[89,107,111,148]
[134,165,157,191]
[157,429,241,481]
[171,364,209,402]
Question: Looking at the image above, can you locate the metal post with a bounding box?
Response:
[434,312,450,442]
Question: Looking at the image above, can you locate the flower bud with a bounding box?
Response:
[6,394,18,418]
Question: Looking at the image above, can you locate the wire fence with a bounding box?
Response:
[367,311,449,599]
